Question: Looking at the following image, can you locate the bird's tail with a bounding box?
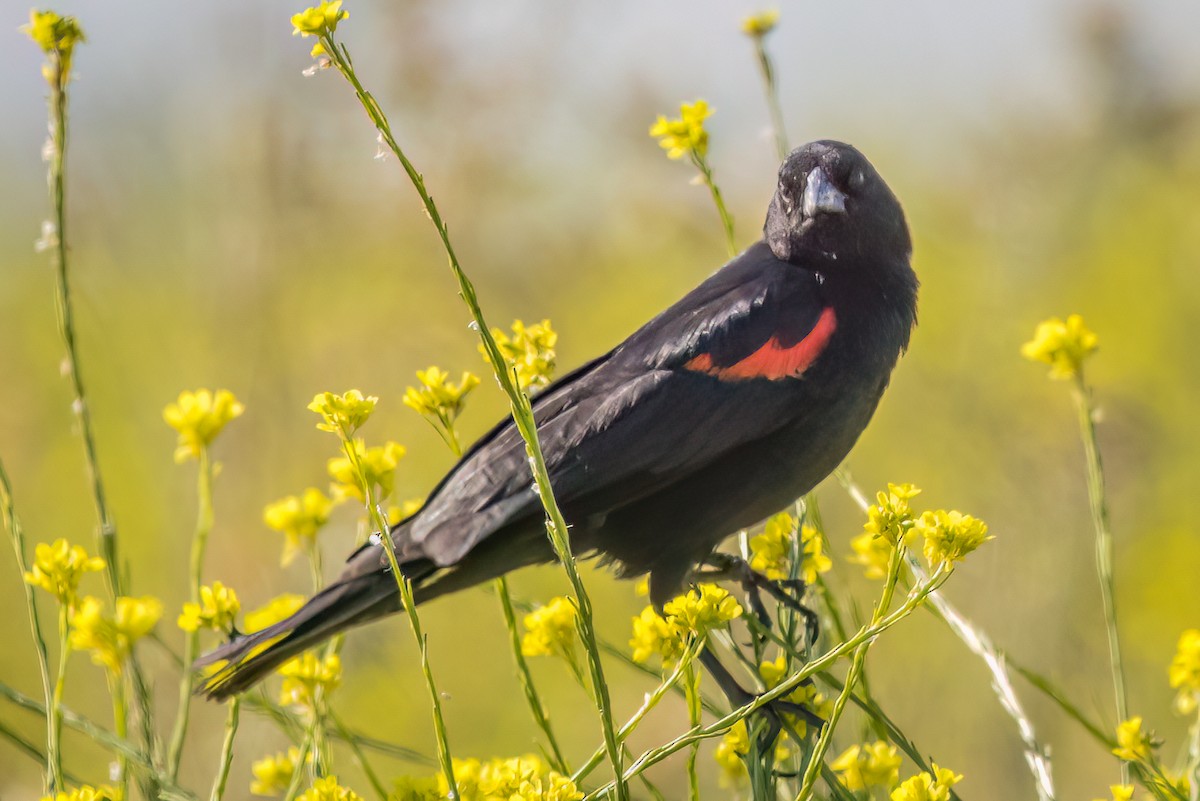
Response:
[195,571,399,701]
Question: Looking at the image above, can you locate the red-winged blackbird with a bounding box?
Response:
[199,140,918,699]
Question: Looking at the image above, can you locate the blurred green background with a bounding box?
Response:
[2,1,1199,798]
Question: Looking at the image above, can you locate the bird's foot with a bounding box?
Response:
[695,552,820,647]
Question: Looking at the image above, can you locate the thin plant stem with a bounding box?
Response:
[583,567,950,799]
[796,543,905,799]
[338,433,459,799]
[495,576,569,773]
[750,36,789,160]
[1072,374,1128,745]
[49,604,70,791]
[692,153,736,257]
[683,661,701,801]
[209,698,240,801]
[329,709,389,801]
[110,670,130,801]
[283,720,317,801]
[317,32,627,799]
[168,445,215,779]
[0,717,84,785]
[835,468,1057,799]
[0,458,57,791]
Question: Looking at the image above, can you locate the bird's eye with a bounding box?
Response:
[849,170,866,191]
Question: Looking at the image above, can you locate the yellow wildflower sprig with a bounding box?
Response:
[177,581,241,634]
[831,741,902,790]
[650,99,736,256]
[296,9,626,797]
[479,320,558,393]
[24,538,105,609]
[1170,629,1200,717]
[740,11,789,160]
[37,785,118,801]
[891,764,964,801]
[1024,314,1128,783]
[403,367,480,456]
[630,585,743,669]
[264,488,337,573]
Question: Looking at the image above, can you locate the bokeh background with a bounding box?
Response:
[3,0,1200,798]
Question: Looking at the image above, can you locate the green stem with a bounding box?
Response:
[209,698,240,801]
[495,576,569,773]
[168,445,215,779]
[319,33,627,800]
[692,153,736,257]
[340,433,459,799]
[684,660,701,801]
[110,670,130,801]
[0,459,57,792]
[583,567,949,799]
[1072,374,1128,735]
[283,718,317,801]
[751,37,789,161]
[49,604,70,791]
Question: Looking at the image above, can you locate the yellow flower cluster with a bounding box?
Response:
[291,0,349,39]
[308,389,377,435]
[1169,628,1200,715]
[1111,716,1153,762]
[251,747,303,796]
[245,593,306,633]
[22,10,85,85]
[39,785,117,801]
[630,584,743,666]
[758,656,833,738]
[163,388,244,462]
[741,10,780,37]
[712,719,790,786]
[914,510,992,568]
[750,513,832,583]
[830,741,902,790]
[483,320,558,392]
[1021,314,1098,380]
[278,651,342,708]
[177,581,241,633]
[23,538,105,606]
[520,596,578,662]
[447,755,583,801]
[296,776,362,801]
[1093,787,1134,801]
[69,595,162,674]
[649,100,713,161]
[403,366,479,427]
[890,764,963,801]
[263,488,336,566]
[327,439,406,502]
[850,483,991,576]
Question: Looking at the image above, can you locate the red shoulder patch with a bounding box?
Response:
[685,306,837,381]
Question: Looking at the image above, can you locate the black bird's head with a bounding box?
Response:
[764,140,911,266]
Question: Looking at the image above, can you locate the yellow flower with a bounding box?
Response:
[22,10,85,86]
[741,10,780,37]
[713,719,750,785]
[915,509,992,568]
[23,538,105,606]
[890,764,962,801]
[864,483,921,545]
[279,651,342,708]
[38,785,118,801]
[177,581,241,633]
[251,747,302,796]
[308,389,377,435]
[264,488,337,566]
[630,606,684,666]
[521,596,578,662]
[649,100,713,160]
[1093,786,1135,801]
[1021,314,1098,379]
[849,530,894,580]
[296,776,362,801]
[403,366,479,428]
[830,741,902,790]
[436,754,580,801]
[291,0,349,38]
[245,594,306,632]
[482,319,558,391]
[1111,716,1152,762]
[758,656,833,738]
[163,388,244,462]
[388,497,424,526]
[327,439,406,502]
[69,595,162,674]
[750,512,794,580]
[1169,628,1200,716]
[663,584,743,636]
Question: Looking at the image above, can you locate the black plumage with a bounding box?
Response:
[198,140,918,699]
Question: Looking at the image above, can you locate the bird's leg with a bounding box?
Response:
[698,645,825,751]
[696,553,820,647]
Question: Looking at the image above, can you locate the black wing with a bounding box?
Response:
[406,242,832,565]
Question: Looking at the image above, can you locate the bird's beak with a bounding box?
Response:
[801,166,847,217]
